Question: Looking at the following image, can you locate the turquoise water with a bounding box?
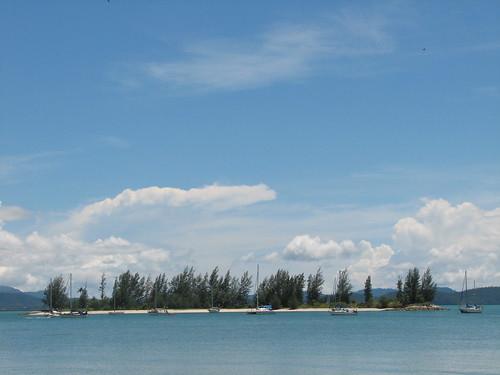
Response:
[1,307,500,375]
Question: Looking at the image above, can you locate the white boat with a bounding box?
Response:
[248,265,275,315]
[148,308,173,315]
[459,270,482,314]
[252,304,275,315]
[208,289,220,313]
[330,306,358,315]
[148,285,174,315]
[24,310,60,318]
[330,272,357,316]
[25,277,61,318]
[59,274,87,318]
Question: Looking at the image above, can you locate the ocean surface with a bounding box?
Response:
[1,307,500,375]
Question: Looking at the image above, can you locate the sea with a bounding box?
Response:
[1,306,499,375]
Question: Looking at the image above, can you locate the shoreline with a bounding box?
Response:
[85,307,390,315]
[22,305,449,315]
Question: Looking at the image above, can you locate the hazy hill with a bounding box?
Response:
[352,286,500,305]
[433,287,500,305]
[0,285,45,311]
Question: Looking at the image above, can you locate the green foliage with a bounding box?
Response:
[88,297,100,310]
[258,269,304,308]
[42,275,68,310]
[396,276,404,305]
[306,268,324,305]
[109,267,253,310]
[336,269,353,304]
[420,267,437,303]
[98,273,106,300]
[270,295,282,310]
[289,293,299,309]
[364,275,373,307]
[377,295,390,308]
[112,271,147,309]
[77,285,88,309]
[403,267,423,305]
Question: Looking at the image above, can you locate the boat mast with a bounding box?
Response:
[69,273,73,311]
[49,278,52,311]
[256,264,260,308]
[154,283,157,309]
[465,270,468,304]
[113,277,117,311]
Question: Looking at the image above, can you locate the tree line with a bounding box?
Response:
[42,266,437,310]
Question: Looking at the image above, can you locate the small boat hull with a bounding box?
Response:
[24,311,59,318]
[248,305,275,315]
[460,306,482,314]
[60,311,87,318]
[330,308,358,316]
[148,308,174,315]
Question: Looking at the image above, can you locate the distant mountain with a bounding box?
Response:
[0,285,23,294]
[25,291,45,300]
[351,286,500,305]
[0,285,45,311]
[433,287,500,305]
[351,288,397,303]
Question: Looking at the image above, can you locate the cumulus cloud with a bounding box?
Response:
[265,199,500,288]
[70,183,276,228]
[0,227,171,292]
[142,12,393,91]
[267,234,394,286]
[0,203,29,224]
[283,235,361,261]
[392,199,500,285]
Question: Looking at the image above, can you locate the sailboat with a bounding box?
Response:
[208,288,220,313]
[247,264,274,315]
[459,270,482,314]
[25,278,60,318]
[148,284,172,315]
[60,274,87,317]
[330,272,357,316]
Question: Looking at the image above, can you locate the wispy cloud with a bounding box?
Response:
[0,151,64,184]
[0,203,29,225]
[141,12,393,92]
[99,136,130,149]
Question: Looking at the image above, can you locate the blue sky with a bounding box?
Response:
[1,1,500,292]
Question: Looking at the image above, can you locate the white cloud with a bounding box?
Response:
[143,13,393,91]
[70,183,276,228]
[4,193,500,291]
[0,151,64,183]
[266,234,394,287]
[0,204,29,224]
[283,235,361,261]
[0,227,171,292]
[262,199,500,288]
[392,199,500,286]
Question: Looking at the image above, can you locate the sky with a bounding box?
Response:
[1,1,500,294]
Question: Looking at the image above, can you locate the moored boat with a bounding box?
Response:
[459,270,482,314]
[330,271,357,316]
[330,305,358,315]
[208,287,220,313]
[247,265,275,315]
